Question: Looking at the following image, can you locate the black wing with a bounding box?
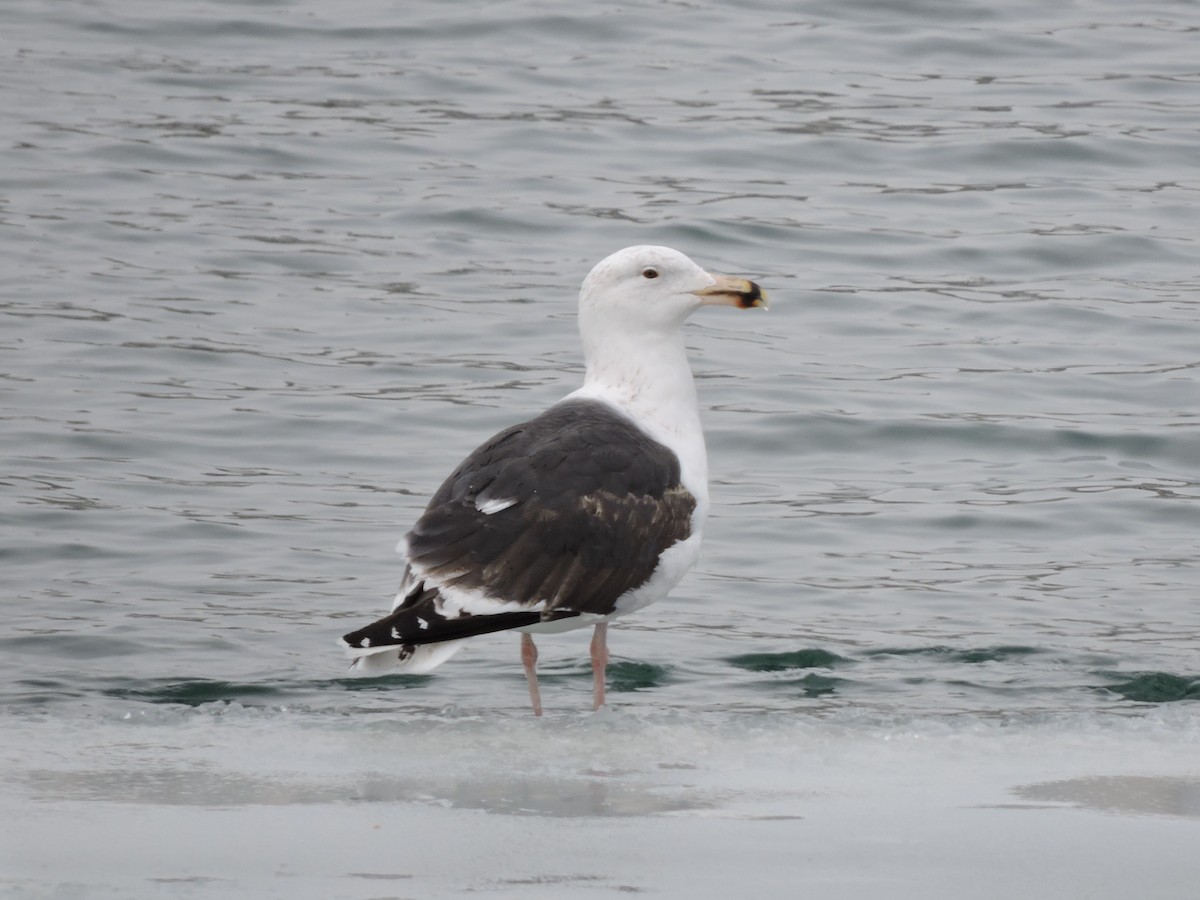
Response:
[342,399,696,651]
[411,398,696,614]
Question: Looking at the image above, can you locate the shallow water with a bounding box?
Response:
[2,0,1198,897]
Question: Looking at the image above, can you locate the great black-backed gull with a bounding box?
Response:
[340,245,767,715]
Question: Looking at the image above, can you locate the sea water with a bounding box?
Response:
[2,1,1198,897]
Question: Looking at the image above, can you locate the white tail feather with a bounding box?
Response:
[343,638,466,675]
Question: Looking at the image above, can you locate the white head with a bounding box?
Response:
[578,245,766,340]
[573,245,767,405]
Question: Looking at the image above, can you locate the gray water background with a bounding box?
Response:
[2,0,1199,896]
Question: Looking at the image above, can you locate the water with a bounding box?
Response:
[2,0,1198,896]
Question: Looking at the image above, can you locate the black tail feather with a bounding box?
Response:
[342,605,577,651]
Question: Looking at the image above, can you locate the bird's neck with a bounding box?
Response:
[573,326,707,475]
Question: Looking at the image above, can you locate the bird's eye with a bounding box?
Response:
[642,268,659,279]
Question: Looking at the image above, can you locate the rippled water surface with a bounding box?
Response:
[2,0,1198,897]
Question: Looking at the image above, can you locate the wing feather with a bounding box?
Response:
[342,399,696,652]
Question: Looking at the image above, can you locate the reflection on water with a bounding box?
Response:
[1015,776,1200,820]
[24,766,718,818]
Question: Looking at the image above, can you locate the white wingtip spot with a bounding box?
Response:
[475,496,518,515]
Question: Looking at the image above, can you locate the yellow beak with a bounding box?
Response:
[693,274,768,309]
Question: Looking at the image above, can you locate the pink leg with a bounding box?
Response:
[590,623,610,711]
[521,633,543,717]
